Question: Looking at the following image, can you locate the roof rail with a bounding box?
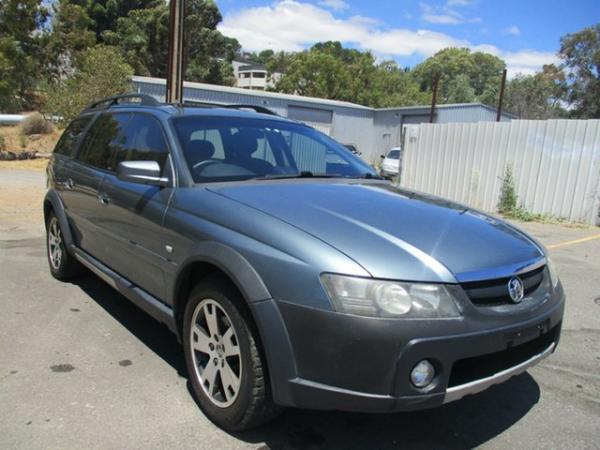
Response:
[180,100,278,116]
[85,93,160,112]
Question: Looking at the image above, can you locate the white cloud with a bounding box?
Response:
[420,2,481,25]
[447,0,473,6]
[503,25,521,36]
[502,50,560,77]
[318,0,349,11]
[219,1,556,75]
[422,12,463,25]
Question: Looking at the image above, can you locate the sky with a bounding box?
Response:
[215,0,600,77]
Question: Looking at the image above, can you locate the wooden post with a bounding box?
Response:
[496,68,507,122]
[429,75,439,123]
[166,0,185,104]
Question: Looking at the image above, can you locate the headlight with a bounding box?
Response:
[547,257,560,288]
[321,274,461,318]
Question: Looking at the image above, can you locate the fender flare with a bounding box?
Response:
[172,242,298,404]
[43,190,75,252]
[172,241,271,306]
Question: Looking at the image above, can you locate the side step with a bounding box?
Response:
[73,247,177,334]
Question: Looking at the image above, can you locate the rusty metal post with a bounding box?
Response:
[496,68,507,122]
[429,75,439,123]
[166,0,185,104]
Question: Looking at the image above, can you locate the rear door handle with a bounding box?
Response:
[98,193,110,206]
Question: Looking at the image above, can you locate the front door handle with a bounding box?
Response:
[98,193,110,206]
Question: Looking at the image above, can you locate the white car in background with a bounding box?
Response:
[380,147,402,179]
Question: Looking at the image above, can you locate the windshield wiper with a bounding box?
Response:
[254,171,341,180]
[346,172,385,180]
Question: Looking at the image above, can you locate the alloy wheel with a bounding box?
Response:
[48,217,63,270]
[190,299,242,408]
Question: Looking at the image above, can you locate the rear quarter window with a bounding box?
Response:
[53,117,92,157]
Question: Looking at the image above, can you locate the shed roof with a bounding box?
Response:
[133,76,516,118]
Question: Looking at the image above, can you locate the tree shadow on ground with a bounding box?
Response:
[73,272,541,450]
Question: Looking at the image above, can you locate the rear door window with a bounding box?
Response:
[77,113,131,171]
[53,116,93,157]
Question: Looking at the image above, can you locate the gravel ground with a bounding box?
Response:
[1,169,599,449]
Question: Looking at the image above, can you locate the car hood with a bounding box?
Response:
[208,181,544,283]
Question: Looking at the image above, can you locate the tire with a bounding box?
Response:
[46,211,82,280]
[183,278,281,431]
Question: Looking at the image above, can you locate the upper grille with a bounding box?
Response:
[461,266,546,307]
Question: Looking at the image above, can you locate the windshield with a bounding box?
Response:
[387,149,400,159]
[173,116,377,183]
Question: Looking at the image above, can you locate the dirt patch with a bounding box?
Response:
[0,125,62,154]
[0,159,49,171]
[0,169,45,228]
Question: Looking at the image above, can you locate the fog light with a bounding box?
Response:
[411,360,435,388]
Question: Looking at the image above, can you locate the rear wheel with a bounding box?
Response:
[46,212,82,280]
[183,278,280,430]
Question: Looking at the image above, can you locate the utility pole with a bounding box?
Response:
[429,75,439,123]
[166,0,185,104]
[496,68,507,122]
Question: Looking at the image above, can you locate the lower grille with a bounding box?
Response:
[448,324,558,388]
[461,266,546,306]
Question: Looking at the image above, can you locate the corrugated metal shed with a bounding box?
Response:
[133,76,514,164]
[401,119,600,225]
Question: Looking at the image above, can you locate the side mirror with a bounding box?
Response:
[117,161,169,187]
[380,154,385,159]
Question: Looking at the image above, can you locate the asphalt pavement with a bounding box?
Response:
[1,169,599,449]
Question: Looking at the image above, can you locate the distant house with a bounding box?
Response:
[231,59,282,90]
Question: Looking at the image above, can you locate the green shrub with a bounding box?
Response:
[498,165,518,214]
[44,45,134,126]
[497,164,564,223]
[20,112,54,136]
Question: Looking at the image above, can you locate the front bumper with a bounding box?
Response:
[268,289,564,413]
[379,168,399,178]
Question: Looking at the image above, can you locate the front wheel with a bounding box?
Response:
[183,279,281,431]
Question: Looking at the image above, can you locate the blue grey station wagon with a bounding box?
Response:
[45,94,565,430]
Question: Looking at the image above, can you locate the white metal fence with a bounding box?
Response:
[400,120,600,225]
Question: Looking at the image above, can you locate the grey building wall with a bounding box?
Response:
[133,76,513,164]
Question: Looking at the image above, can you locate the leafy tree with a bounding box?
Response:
[44,1,96,79]
[103,5,169,77]
[0,0,49,111]
[184,0,240,85]
[275,49,352,99]
[504,64,567,119]
[68,0,163,42]
[265,51,295,75]
[273,42,428,107]
[244,49,275,65]
[469,52,505,97]
[413,47,505,105]
[371,61,430,107]
[559,23,600,118]
[446,74,476,103]
[274,42,378,105]
[44,45,133,125]
[104,0,239,85]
